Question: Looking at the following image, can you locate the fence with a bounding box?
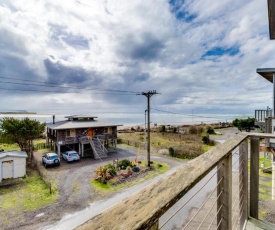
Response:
[33,143,54,151]
[32,157,56,194]
[120,139,146,150]
[76,132,275,230]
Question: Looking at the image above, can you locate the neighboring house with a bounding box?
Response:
[0,151,28,182]
[46,115,122,159]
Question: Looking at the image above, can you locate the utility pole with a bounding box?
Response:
[138,90,159,167]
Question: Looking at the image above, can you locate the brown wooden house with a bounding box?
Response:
[46,115,122,159]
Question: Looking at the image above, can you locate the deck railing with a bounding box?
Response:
[75,132,275,230]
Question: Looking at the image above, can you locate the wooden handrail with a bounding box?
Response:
[76,133,249,230]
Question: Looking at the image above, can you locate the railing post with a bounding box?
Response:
[250,137,259,219]
[239,139,248,228]
[217,154,232,230]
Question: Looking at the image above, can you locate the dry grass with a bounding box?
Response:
[118,132,205,159]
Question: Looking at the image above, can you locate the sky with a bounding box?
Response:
[0,0,274,118]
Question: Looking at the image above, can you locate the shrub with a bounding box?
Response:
[95,166,113,183]
[106,163,116,176]
[132,166,140,172]
[118,159,132,169]
[202,134,210,145]
[206,126,215,134]
[160,125,166,132]
[189,126,197,134]
[197,127,204,134]
[169,147,175,157]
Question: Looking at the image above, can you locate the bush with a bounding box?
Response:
[118,159,132,169]
[169,147,175,157]
[189,126,198,134]
[132,166,140,172]
[206,126,215,134]
[160,125,166,132]
[106,163,116,176]
[197,127,204,134]
[202,134,210,144]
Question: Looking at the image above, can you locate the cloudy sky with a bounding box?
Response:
[0,0,274,119]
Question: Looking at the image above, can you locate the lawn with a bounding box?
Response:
[0,170,58,227]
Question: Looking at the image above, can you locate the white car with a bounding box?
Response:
[62,150,80,162]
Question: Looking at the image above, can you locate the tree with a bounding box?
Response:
[232,117,255,131]
[206,126,215,134]
[0,117,46,160]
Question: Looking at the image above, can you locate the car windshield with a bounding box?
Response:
[70,153,78,157]
[50,155,58,159]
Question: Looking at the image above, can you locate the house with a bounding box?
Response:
[46,115,122,159]
[0,151,28,182]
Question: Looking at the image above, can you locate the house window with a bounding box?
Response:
[108,127,112,133]
[70,129,76,137]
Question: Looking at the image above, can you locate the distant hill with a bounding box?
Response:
[0,110,36,114]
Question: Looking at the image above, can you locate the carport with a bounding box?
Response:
[0,151,28,182]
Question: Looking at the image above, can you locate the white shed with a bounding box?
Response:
[0,151,28,182]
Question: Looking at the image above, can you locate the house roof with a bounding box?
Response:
[256,68,275,83]
[268,0,275,39]
[47,120,122,130]
[0,151,28,159]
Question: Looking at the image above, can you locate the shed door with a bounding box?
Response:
[2,160,13,179]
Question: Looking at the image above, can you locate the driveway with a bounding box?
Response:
[9,146,183,230]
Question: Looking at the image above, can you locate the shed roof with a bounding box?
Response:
[0,151,28,159]
[268,0,275,39]
[47,120,122,130]
[256,68,275,83]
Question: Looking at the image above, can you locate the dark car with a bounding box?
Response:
[42,152,60,168]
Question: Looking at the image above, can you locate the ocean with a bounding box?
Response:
[0,113,254,127]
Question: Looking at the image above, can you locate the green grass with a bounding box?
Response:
[0,143,20,151]
[33,139,46,145]
[91,161,169,193]
[0,171,58,211]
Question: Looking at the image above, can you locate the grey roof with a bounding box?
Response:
[268,0,275,39]
[47,120,122,130]
[256,68,275,83]
[0,151,28,159]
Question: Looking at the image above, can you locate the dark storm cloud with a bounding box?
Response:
[43,57,102,86]
[0,55,39,82]
[118,33,165,61]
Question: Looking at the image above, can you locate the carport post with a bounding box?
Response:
[273,73,275,116]
[57,141,62,157]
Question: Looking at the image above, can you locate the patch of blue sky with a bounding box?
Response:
[169,0,196,22]
[203,47,240,57]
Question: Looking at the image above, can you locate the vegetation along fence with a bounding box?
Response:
[32,157,56,194]
[76,132,275,230]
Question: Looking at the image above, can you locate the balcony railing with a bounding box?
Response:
[75,132,275,230]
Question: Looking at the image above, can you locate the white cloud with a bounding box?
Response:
[0,0,274,119]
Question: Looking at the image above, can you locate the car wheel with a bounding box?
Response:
[44,163,47,168]
[54,159,59,165]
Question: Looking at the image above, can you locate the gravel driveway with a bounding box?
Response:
[7,145,183,230]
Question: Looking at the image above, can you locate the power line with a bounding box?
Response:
[0,76,140,94]
[0,87,136,95]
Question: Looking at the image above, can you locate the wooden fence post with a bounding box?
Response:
[239,139,248,227]
[217,154,232,230]
[250,137,259,219]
